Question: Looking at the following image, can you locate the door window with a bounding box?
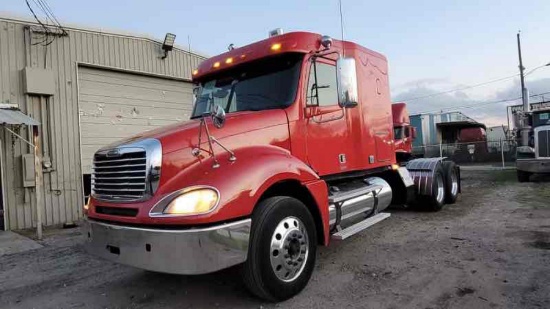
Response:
[307,61,338,106]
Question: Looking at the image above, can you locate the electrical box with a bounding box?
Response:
[22,154,36,187]
[22,67,55,96]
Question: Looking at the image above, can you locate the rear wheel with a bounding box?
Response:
[442,161,459,204]
[422,166,446,211]
[243,196,317,301]
[517,170,531,182]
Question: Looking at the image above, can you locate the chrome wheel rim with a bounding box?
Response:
[450,170,459,197]
[436,174,445,204]
[269,216,309,282]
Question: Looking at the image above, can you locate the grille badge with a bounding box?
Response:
[106,149,121,157]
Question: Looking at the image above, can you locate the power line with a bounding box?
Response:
[25,0,51,34]
[400,73,519,102]
[35,0,67,35]
[416,91,550,114]
[24,0,67,47]
[399,61,550,102]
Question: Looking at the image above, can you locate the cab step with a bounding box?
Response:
[331,212,391,241]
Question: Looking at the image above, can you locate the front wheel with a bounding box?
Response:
[243,196,317,301]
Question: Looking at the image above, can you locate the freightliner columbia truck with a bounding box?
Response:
[84,31,461,301]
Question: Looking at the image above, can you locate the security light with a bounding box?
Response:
[162,33,176,59]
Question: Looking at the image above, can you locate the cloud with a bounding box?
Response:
[391,77,550,128]
[395,77,451,89]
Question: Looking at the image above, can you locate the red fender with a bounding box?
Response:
[88,145,330,244]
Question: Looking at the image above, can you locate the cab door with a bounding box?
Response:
[304,57,352,176]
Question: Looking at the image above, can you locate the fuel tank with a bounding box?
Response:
[328,176,392,228]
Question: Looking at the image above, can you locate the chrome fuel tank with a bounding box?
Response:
[328,176,392,227]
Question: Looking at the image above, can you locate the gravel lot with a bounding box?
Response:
[1,170,549,309]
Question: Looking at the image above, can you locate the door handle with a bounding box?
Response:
[311,108,346,124]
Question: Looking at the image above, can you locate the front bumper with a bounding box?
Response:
[84,218,251,275]
[517,158,550,173]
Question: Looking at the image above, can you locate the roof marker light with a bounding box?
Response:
[225,57,233,64]
[213,62,220,68]
[192,69,198,75]
[271,43,282,51]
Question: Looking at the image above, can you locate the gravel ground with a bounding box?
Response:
[0,170,549,309]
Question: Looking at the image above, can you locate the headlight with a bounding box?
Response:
[150,187,220,217]
[164,188,218,215]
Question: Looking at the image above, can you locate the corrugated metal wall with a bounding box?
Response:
[0,16,206,230]
[78,67,194,174]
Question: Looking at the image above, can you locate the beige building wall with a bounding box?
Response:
[0,15,206,230]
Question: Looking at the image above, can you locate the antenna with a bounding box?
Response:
[187,35,193,77]
[339,0,345,57]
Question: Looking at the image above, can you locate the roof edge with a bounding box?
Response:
[0,11,209,59]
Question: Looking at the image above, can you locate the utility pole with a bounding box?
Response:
[517,32,526,108]
[517,32,530,147]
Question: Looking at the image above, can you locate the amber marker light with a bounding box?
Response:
[271,43,282,51]
[192,69,198,75]
[225,57,233,64]
[213,62,221,68]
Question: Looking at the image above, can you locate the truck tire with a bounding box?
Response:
[517,170,531,182]
[243,196,317,301]
[442,161,459,204]
[422,166,446,211]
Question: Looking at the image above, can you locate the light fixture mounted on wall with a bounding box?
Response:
[161,33,176,59]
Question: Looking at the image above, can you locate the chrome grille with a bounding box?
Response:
[537,129,549,158]
[92,150,147,199]
[91,138,162,202]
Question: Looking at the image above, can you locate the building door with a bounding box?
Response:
[78,66,195,175]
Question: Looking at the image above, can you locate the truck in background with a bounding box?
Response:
[454,126,488,162]
[516,108,550,181]
[84,31,461,301]
[410,112,487,162]
[392,102,416,162]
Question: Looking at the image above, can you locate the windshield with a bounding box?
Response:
[191,53,303,118]
[394,126,404,140]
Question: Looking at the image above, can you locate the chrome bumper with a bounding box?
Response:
[517,158,550,173]
[84,219,251,275]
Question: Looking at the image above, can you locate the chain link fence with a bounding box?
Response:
[413,139,517,166]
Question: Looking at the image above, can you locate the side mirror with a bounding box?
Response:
[211,104,226,129]
[336,57,359,108]
[411,127,417,139]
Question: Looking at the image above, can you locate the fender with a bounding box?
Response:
[119,145,328,227]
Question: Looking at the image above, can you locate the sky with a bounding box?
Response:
[3,0,550,127]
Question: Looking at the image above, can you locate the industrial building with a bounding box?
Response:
[411,111,486,158]
[0,14,206,231]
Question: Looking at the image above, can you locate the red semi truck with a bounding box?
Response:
[84,31,460,301]
[392,102,416,162]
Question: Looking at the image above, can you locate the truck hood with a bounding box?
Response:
[106,109,291,155]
